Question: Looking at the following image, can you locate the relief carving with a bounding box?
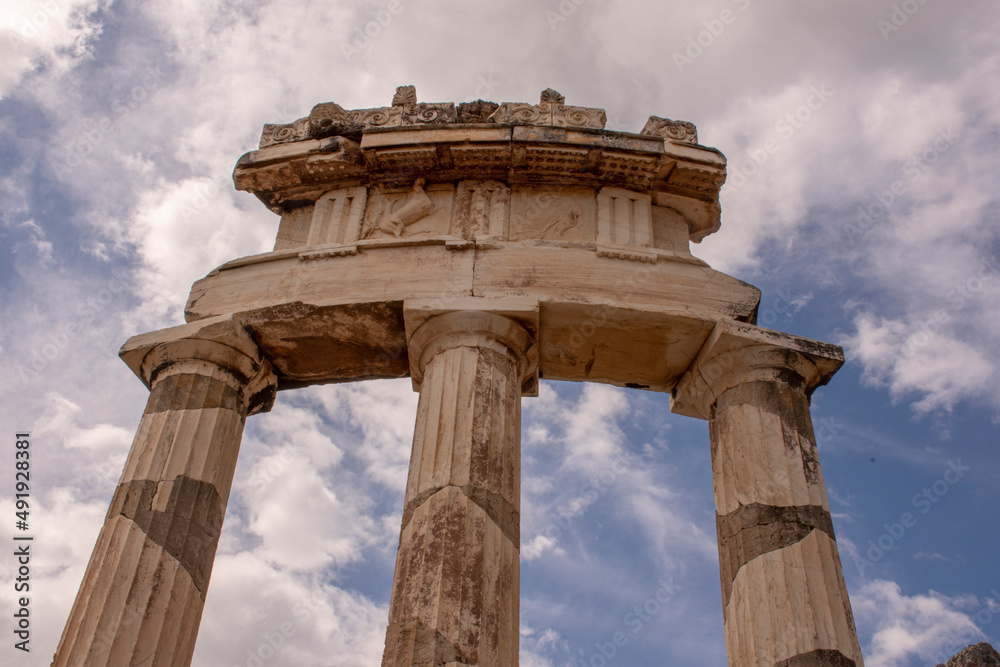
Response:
[352,103,457,128]
[261,87,459,148]
[361,179,454,240]
[259,117,310,148]
[308,187,368,246]
[353,85,457,129]
[259,87,618,148]
[597,152,660,189]
[597,187,653,248]
[510,187,596,242]
[392,85,417,106]
[488,89,607,129]
[540,88,565,104]
[641,116,699,144]
[452,181,510,239]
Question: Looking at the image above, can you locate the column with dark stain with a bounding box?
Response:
[672,324,865,667]
[53,339,275,667]
[708,347,863,666]
[382,311,535,667]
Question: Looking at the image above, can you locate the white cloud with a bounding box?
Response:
[0,393,136,666]
[127,176,274,326]
[231,396,402,571]
[196,552,387,667]
[855,580,984,667]
[13,220,54,263]
[0,490,107,665]
[313,380,417,493]
[0,0,108,98]
[860,78,964,162]
[841,311,997,414]
[30,392,131,500]
[521,385,715,566]
[520,626,562,667]
[522,534,562,561]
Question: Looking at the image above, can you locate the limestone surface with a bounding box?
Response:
[383,312,532,666]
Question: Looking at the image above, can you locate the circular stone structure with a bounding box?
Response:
[54,87,866,667]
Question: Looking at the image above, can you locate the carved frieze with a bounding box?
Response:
[360,180,454,240]
[490,102,607,129]
[641,116,699,144]
[259,117,311,148]
[260,86,458,148]
[258,87,655,147]
[489,88,606,129]
[597,187,653,248]
[352,102,458,129]
[452,181,510,239]
[509,186,596,243]
[308,187,368,246]
[242,86,727,243]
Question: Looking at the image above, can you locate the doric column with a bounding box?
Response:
[382,310,537,667]
[672,322,864,667]
[54,325,276,667]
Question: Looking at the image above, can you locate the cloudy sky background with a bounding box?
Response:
[1,0,999,665]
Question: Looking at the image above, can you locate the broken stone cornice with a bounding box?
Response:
[234,87,727,242]
[257,85,702,149]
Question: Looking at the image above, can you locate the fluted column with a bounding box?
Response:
[54,335,276,667]
[673,322,864,667]
[382,310,537,667]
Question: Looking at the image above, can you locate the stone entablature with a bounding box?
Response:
[186,88,756,398]
[236,87,726,244]
[266,180,697,259]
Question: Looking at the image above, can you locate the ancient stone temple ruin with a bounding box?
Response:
[54,86,865,667]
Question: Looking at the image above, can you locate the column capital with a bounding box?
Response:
[404,298,539,396]
[671,320,844,420]
[120,314,277,415]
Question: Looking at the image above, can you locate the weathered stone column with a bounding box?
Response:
[673,322,864,667]
[382,310,537,667]
[54,324,276,667]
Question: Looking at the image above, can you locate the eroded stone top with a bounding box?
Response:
[259,86,699,148]
[235,86,727,244]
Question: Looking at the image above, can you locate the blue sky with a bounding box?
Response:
[1,1,999,666]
